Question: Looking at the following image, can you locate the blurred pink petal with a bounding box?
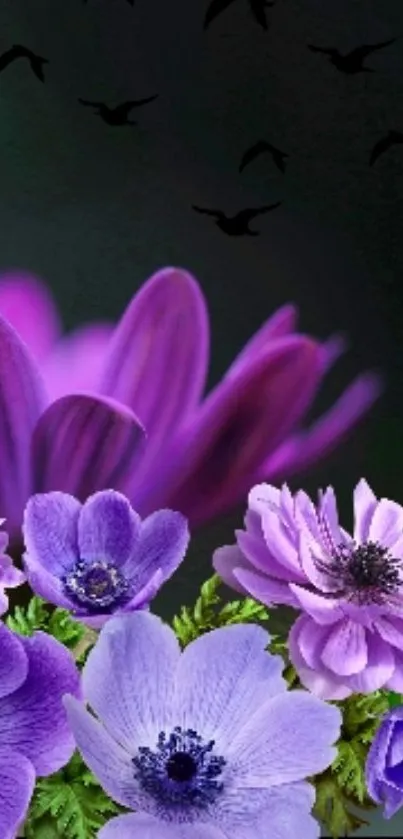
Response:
[41,323,114,401]
[0,271,61,362]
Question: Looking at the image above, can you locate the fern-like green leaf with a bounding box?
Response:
[310,690,389,838]
[6,595,86,652]
[24,751,125,839]
[172,574,271,647]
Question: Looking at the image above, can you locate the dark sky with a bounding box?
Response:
[1,2,403,834]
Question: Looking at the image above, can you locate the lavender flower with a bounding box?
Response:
[214,479,403,700]
[0,268,380,533]
[366,705,403,819]
[0,621,80,838]
[63,611,341,839]
[22,489,189,628]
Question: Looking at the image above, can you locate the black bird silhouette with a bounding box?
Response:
[307,39,396,74]
[204,0,275,31]
[78,96,158,126]
[239,140,288,174]
[0,44,49,82]
[369,130,403,166]
[192,204,281,236]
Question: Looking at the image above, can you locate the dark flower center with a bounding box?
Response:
[317,540,402,605]
[62,559,129,611]
[132,725,226,810]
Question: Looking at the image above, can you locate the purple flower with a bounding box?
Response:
[0,307,146,548]
[366,706,403,819]
[0,621,81,839]
[213,479,403,700]
[0,268,380,533]
[0,520,26,613]
[63,611,341,839]
[22,489,189,628]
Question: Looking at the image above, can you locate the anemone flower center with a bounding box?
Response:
[62,559,129,611]
[320,540,402,605]
[132,725,226,809]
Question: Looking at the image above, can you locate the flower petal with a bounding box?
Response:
[353,479,378,542]
[81,612,180,749]
[0,315,47,528]
[365,715,395,802]
[293,614,333,670]
[138,337,323,526]
[212,783,318,839]
[124,509,189,589]
[288,618,352,700]
[289,583,344,624]
[264,373,382,482]
[233,566,300,607]
[42,323,113,401]
[173,623,287,751]
[369,499,403,548]
[348,632,395,694]
[0,748,36,839]
[63,695,141,810]
[98,813,225,839]
[212,545,256,595]
[23,491,81,576]
[0,271,61,361]
[0,623,29,698]
[229,689,341,786]
[320,620,368,676]
[0,631,81,775]
[225,304,298,379]
[31,394,146,498]
[78,490,141,566]
[99,267,209,452]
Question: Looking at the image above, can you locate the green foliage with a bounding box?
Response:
[172,574,271,646]
[6,595,85,651]
[311,690,390,838]
[24,751,126,839]
[386,691,403,708]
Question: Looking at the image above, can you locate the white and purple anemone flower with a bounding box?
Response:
[63,611,341,839]
[0,622,80,839]
[214,479,403,700]
[22,489,190,628]
[0,267,381,542]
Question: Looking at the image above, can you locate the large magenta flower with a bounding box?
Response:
[0,267,380,537]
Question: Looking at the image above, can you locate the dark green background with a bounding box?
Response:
[2,0,403,834]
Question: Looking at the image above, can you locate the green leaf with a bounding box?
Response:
[24,751,126,839]
[172,574,271,647]
[386,691,403,708]
[6,595,86,652]
[310,690,389,838]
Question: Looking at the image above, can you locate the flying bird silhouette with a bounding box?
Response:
[369,130,403,166]
[78,96,158,126]
[192,204,281,236]
[307,39,396,74]
[0,44,49,82]
[239,140,288,174]
[204,0,275,31]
